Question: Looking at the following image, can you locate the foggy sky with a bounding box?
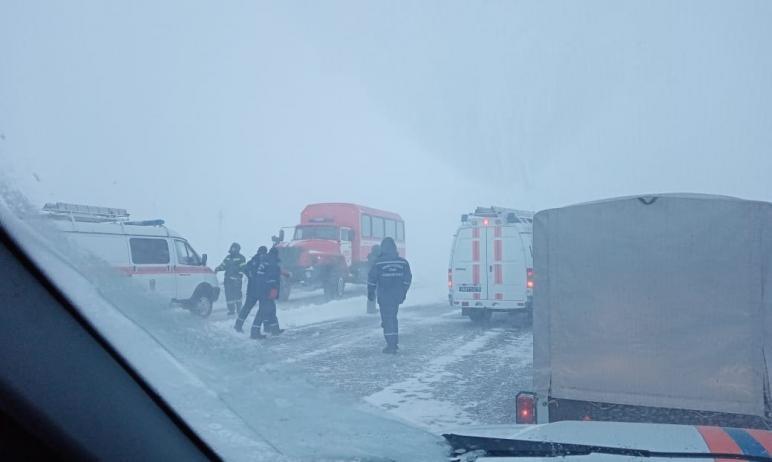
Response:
[2,0,771,285]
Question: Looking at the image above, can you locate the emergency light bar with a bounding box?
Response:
[43,202,130,222]
[462,206,535,224]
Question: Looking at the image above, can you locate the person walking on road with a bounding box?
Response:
[235,245,267,338]
[255,247,284,336]
[367,237,411,354]
[215,242,246,315]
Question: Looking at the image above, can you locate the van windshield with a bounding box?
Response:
[293,225,339,241]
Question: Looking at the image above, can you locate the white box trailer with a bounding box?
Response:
[449,207,534,323]
[520,194,772,429]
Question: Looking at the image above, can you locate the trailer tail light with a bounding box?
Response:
[526,268,534,289]
[516,392,537,424]
[448,269,453,289]
[483,218,489,226]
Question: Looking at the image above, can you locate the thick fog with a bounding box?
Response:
[2,0,772,285]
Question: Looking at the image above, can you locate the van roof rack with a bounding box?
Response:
[42,202,130,223]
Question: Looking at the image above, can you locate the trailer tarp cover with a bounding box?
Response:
[533,194,772,417]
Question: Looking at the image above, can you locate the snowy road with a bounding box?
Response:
[195,286,534,434]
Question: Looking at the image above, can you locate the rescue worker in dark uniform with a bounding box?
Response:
[214,242,246,315]
[367,237,411,354]
[254,247,283,336]
[235,246,267,338]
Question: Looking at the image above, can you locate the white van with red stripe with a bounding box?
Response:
[43,202,219,316]
[448,206,534,322]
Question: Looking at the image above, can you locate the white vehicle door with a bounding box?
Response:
[340,227,353,267]
[127,237,176,301]
[486,225,527,302]
[451,226,487,301]
[173,239,203,301]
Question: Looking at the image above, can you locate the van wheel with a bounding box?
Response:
[193,296,213,317]
[468,309,491,323]
[324,275,345,300]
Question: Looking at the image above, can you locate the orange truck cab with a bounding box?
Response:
[275,203,405,301]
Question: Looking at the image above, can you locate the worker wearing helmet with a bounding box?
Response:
[235,245,268,338]
[215,242,246,315]
[367,237,411,354]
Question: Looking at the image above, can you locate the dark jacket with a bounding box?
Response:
[215,252,246,279]
[367,238,411,305]
[243,247,268,294]
[256,249,281,300]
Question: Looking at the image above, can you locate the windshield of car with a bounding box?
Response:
[1,1,771,461]
[293,225,339,241]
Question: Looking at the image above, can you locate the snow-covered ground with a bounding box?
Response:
[195,277,534,430]
[204,284,534,433]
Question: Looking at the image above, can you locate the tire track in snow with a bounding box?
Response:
[363,329,504,433]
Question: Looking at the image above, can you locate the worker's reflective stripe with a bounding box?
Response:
[384,333,398,336]
[723,427,770,458]
[375,260,407,266]
[367,282,376,286]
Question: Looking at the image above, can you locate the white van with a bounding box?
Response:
[43,202,220,316]
[448,206,534,322]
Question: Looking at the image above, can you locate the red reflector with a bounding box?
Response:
[527,280,534,289]
[516,392,536,424]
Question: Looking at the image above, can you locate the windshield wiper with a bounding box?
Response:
[443,433,772,461]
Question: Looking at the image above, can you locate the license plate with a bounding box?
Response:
[458,286,481,293]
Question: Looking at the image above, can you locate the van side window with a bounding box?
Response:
[372,216,384,238]
[385,219,397,239]
[396,221,405,242]
[175,240,201,266]
[129,238,170,265]
[361,214,371,238]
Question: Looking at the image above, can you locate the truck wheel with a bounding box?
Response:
[324,275,345,300]
[468,309,491,323]
[193,296,213,317]
[279,282,291,302]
